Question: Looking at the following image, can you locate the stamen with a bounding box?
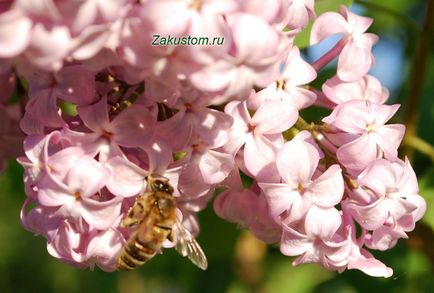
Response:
[191,0,201,10]
[276,79,286,91]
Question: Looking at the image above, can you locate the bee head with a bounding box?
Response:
[150,179,173,194]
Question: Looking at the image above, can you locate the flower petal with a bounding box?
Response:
[305,165,344,207]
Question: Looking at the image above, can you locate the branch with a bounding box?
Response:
[354,0,422,33]
[403,136,434,162]
[403,0,434,161]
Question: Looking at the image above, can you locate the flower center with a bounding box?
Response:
[366,123,374,133]
[74,191,81,199]
[102,129,113,139]
[190,0,201,10]
[276,79,286,91]
[297,183,305,193]
[185,103,193,112]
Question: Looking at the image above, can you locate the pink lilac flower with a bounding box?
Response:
[322,100,405,173]
[2,1,424,277]
[345,158,426,235]
[223,99,296,181]
[0,8,32,58]
[311,6,379,81]
[286,0,315,29]
[248,46,317,110]
[258,131,344,224]
[322,75,389,105]
[214,171,281,243]
[190,13,289,98]
[76,96,156,161]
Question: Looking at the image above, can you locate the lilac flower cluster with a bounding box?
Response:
[0,0,425,276]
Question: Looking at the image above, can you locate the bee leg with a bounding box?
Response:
[120,218,141,228]
[167,229,175,242]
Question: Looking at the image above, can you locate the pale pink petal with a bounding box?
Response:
[368,225,405,250]
[284,87,317,110]
[341,6,373,34]
[337,134,378,171]
[276,134,319,186]
[23,131,61,165]
[244,134,280,182]
[25,24,71,70]
[198,150,234,185]
[80,197,122,230]
[190,60,234,92]
[373,124,405,160]
[322,100,369,134]
[405,194,426,223]
[310,11,348,45]
[47,147,89,182]
[106,156,146,197]
[47,221,86,264]
[37,175,75,206]
[305,206,342,241]
[65,157,109,197]
[223,101,250,155]
[280,226,311,256]
[252,99,298,134]
[371,103,400,126]
[71,24,110,60]
[86,228,124,272]
[286,0,312,29]
[388,198,417,220]
[21,202,60,240]
[142,0,191,37]
[213,189,256,227]
[258,182,298,218]
[338,42,368,81]
[178,162,212,198]
[55,65,96,105]
[305,165,344,207]
[194,109,233,147]
[0,9,31,57]
[358,159,397,195]
[112,104,155,147]
[25,90,66,129]
[282,47,317,86]
[322,75,364,104]
[364,75,389,104]
[348,249,393,278]
[231,13,279,64]
[346,200,389,230]
[156,112,192,151]
[77,96,110,132]
[395,158,419,195]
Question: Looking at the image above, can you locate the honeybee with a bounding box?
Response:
[117,174,208,271]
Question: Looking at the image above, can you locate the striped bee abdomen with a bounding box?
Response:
[117,178,177,271]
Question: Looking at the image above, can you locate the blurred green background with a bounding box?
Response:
[1,0,434,292]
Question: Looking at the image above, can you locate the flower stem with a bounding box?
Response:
[293,115,358,189]
[354,0,422,33]
[403,135,434,163]
[311,38,347,72]
[294,116,313,131]
[403,0,434,161]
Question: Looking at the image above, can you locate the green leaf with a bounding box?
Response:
[419,167,434,229]
[294,0,353,48]
[264,257,333,293]
[315,0,354,14]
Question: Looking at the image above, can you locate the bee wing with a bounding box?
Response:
[174,220,208,270]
